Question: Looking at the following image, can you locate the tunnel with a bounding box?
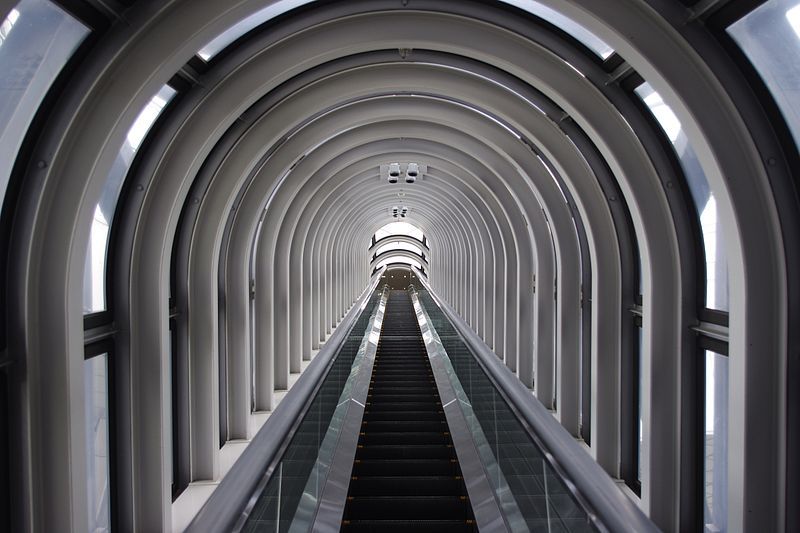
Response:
[0,0,799,531]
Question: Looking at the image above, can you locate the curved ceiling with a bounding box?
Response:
[2,1,798,532]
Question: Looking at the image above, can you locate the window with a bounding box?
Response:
[728,0,800,147]
[84,352,111,533]
[704,349,728,533]
[637,321,643,486]
[498,0,614,59]
[635,83,730,312]
[83,85,176,313]
[198,0,315,60]
[0,0,88,209]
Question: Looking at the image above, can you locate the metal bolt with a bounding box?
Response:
[136,184,144,191]
[37,160,47,169]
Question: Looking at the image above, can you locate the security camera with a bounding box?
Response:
[406,163,419,183]
[388,163,401,183]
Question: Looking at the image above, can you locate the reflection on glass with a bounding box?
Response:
[415,288,595,532]
[198,0,315,60]
[241,293,381,531]
[0,0,88,210]
[728,0,800,147]
[373,241,424,257]
[635,83,729,311]
[704,351,728,533]
[637,325,643,483]
[83,85,176,313]
[84,354,110,533]
[499,0,614,59]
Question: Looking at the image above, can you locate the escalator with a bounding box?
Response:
[342,290,476,532]
[191,282,656,533]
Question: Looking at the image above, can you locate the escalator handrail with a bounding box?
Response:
[186,270,386,532]
[410,270,659,533]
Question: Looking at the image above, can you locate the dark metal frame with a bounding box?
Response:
[0,355,11,533]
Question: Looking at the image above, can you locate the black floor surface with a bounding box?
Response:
[341,290,476,532]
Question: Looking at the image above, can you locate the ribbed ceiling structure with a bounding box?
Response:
[1,1,798,532]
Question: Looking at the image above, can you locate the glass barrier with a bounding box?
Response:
[237,290,383,532]
[414,287,595,532]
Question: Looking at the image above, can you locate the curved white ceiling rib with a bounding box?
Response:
[369,234,429,255]
[373,221,425,242]
[373,254,425,271]
[373,241,424,257]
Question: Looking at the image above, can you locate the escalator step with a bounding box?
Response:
[348,475,463,495]
[341,519,474,533]
[352,458,458,477]
[360,431,449,445]
[344,496,471,520]
[363,410,444,421]
[343,290,475,530]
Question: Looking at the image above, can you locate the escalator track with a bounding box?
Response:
[341,290,476,532]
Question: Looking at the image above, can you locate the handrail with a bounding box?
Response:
[411,268,660,533]
[186,270,386,532]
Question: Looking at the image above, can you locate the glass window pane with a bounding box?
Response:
[84,354,110,533]
[635,82,729,311]
[728,0,800,147]
[83,85,176,313]
[0,0,88,209]
[198,0,315,60]
[704,350,728,533]
[498,0,614,59]
[637,325,643,483]
[373,221,424,242]
[373,241,423,256]
[197,1,615,62]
